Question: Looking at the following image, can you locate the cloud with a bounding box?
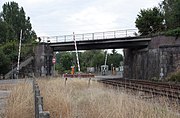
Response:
[67,6,119,33]
[0,0,162,36]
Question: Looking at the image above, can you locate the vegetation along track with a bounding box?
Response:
[98,78,180,99]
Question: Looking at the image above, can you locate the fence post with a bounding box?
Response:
[37,96,43,110]
[33,79,38,118]
[88,78,91,87]
[65,78,67,86]
[34,80,50,118]
[103,32,105,39]
[82,34,84,40]
[64,36,66,42]
[35,89,40,117]
[92,33,94,40]
[56,36,58,42]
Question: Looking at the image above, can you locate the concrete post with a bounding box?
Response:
[37,96,43,110]
[88,78,91,87]
[39,111,50,118]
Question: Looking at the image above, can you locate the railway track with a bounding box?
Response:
[98,78,180,99]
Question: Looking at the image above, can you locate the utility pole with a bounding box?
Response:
[73,32,81,72]
[17,30,23,79]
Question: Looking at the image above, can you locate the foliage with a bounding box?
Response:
[163,27,180,37]
[0,2,37,75]
[81,50,104,67]
[55,50,123,73]
[167,71,180,82]
[0,19,8,43]
[55,52,73,73]
[1,41,18,62]
[107,49,123,68]
[161,0,180,29]
[135,0,180,36]
[0,49,10,75]
[0,40,35,75]
[135,7,164,36]
[1,1,37,42]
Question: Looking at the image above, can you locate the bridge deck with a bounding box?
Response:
[40,29,151,51]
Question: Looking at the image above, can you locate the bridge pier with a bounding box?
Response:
[123,49,133,79]
[34,43,53,77]
[124,48,160,80]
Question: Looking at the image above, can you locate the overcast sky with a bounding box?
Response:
[0,0,162,37]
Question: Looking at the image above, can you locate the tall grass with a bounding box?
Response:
[4,80,34,118]
[38,78,179,118]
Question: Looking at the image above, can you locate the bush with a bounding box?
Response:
[167,71,180,82]
[163,27,180,36]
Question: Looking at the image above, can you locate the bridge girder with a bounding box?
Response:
[49,37,151,51]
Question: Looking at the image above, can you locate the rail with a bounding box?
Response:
[40,29,138,43]
[98,79,180,99]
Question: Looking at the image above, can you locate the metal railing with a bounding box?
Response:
[40,29,138,43]
[5,56,34,79]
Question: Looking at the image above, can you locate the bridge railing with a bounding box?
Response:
[40,29,138,43]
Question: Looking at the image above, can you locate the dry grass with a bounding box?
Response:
[4,80,34,118]
[0,84,15,90]
[38,78,179,118]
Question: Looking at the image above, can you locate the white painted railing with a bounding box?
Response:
[40,29,138,43]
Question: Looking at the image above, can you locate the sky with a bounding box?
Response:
[0,0,163,37]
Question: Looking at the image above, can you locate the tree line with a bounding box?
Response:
[135,0,180,36]
[55,50,123,74]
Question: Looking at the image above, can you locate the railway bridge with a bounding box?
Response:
[6,29,179,80]
[34,29,152,77]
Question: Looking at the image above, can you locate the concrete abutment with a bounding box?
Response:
[124,36,180,80]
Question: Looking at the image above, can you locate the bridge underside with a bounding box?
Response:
[49,37,151,51]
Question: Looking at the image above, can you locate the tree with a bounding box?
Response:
[2,41,18,62]
[135,7,164,36]
[0,2,37,75]
[161,0,180,29]
[107,49,123,68]
[56,52,73,73]
[55,50,123,73]
[0,49,10,75]
[1,1,36,42]
[0,17,15,43]
[0,18,8,43]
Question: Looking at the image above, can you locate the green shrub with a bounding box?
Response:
[163,27,180,36]
[167,71,180,82]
